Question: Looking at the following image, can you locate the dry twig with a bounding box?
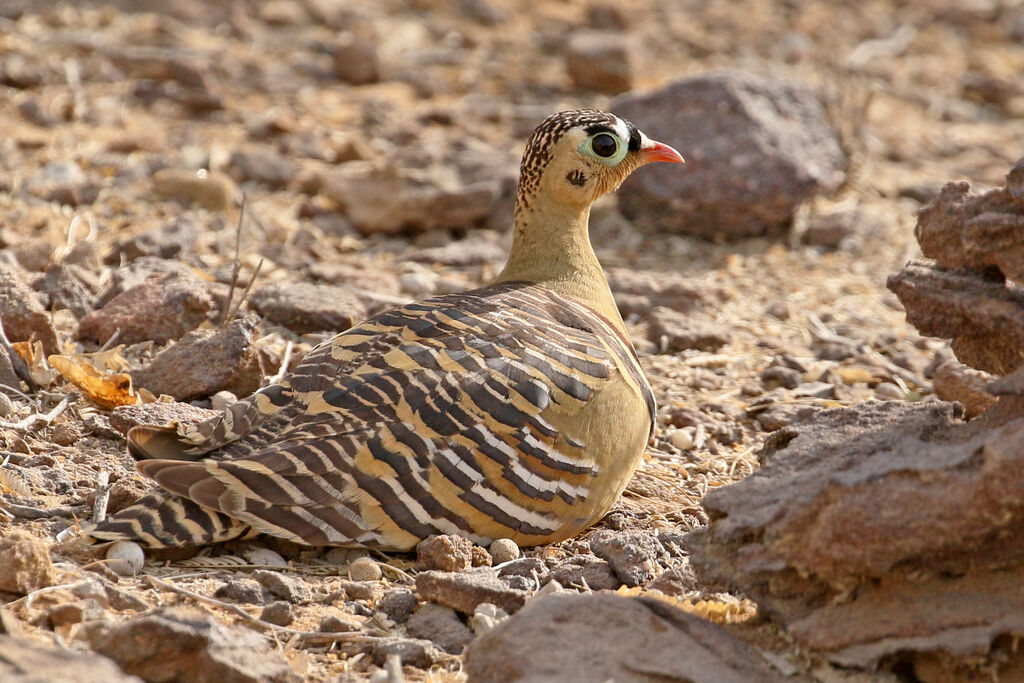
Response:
[93,470,110,524]
[0,394,73,431]
[0,315,38,393]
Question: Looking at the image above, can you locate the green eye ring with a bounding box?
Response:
[582,132,627,164]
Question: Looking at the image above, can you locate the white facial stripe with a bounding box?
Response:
[639,130,655,149]
[612,116,630,143]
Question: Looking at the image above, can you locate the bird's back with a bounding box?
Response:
[91,281,654,549]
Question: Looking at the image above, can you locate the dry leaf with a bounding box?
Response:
[615,585,756,624]
[79,345,132,373]
[48,354,140,409]
[0,469,31,497]
[12,340,57,386]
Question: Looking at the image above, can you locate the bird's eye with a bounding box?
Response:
[590,133,618,158]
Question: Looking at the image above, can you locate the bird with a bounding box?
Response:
[90,109,683,550]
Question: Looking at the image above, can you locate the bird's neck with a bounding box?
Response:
[493,199,627,336]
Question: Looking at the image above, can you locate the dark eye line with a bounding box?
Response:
[583,124,616,136]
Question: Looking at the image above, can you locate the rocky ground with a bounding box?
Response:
[1,0,1024,681]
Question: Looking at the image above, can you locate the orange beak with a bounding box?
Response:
[642,141,685,164]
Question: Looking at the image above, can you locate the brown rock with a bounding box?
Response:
[251,569,312,604]
[646,307,731,352]
[0,262,59,355]
[98,257,198,306]
[259,601,294,626]
[407,602,475,653]
[0,530,57,594]
[915,174,1024,282]
[229,144,299,190]
[415,568,529,615]
[0,635,142,683]
[646,563,700,596]
[248,282,366,334]
[47,599,104,627]
[331,33,380,85]
[688,399,1024,666]
[322,132,516,234]
[77,271,217,346]
[378,587,418,623]
[407,235,507,267]
[988,365,1024,396]
[613,70,846,238]
[565,31,634,94]
[887,261,1024,376]
[932,359,998,418]
[153,169,237,211]
[87,607,299,683]
[464,593,786,682]
[417,534,476,572]
[32,262,99,318]
[109,217,200,264]
[545,554,622,591]
[214,578,269,605]
[589,530,670,587]
[131,315,262,401]
[607,268,715,318]
[109,402,219,437]
[318,614,359,632]
[369,637,441,668]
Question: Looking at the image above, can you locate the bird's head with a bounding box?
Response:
[515,109,683,214]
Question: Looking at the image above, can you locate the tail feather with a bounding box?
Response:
[127,425,207,461]
[88,492,254,548]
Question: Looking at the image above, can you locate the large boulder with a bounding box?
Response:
[612,70,846,238]
[0,636,141,683]
[322,129,516,234]
[86,607,299,683]
[688,400,1024,672]
[464,593,785,682]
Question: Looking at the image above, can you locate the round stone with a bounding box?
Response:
[489,538,521,564]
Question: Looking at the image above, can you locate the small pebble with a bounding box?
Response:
[243,547,288,567]
[668,428,693,451]
[260,600,295,626]
[210,390,238,411]
[0,393,14,417]
[349,556,382,582]
[532,578,565,599]
[105,541,145,576]
[469,602,509,634]
[153,168,237,211]
[319,614,359,633]
[489,538,521,564]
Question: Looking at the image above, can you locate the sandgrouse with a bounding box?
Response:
[90,110,683,550]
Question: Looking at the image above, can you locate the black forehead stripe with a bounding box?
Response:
[583,124,615,136]
[625,120,641,152]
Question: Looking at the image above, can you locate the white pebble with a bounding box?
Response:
[532,579,565,599]
[243,547,288,567]
[668,428,693,451]
[469,602,509,634]
[399,271,438,296]
[105,541,144,576]
[348,556,382,582]
[489,538,520,564]
[210,390,238,411]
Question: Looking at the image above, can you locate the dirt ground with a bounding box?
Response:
[1,0,1024,680]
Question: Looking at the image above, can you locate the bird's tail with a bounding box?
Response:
[88,492,254,548]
